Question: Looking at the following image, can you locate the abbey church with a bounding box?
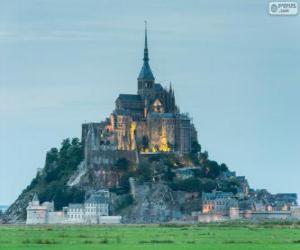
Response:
[82,25,198,154]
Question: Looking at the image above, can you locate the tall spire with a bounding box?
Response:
[144,20,149,62]
[138,21,155,81]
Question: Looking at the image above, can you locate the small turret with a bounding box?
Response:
[31,193,40,206]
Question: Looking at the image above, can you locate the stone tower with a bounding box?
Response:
[137,22,155,99]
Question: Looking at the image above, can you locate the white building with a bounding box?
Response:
[26,194,64,224]
[26,190,121,224]
[66,190,118,224]
[66,204,85,223]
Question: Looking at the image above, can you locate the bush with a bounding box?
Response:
[115,194,134,212]
[170,178,203,193]
[20,138,85,211]
[201,178,217,192]
[137,162,153,182]
[219,179,240,194]
[115,158,130,172]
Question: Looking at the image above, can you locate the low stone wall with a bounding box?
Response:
[47,212,65,224]
[87,150,137,167]
[198,214,227,223]
[242,211,292,220]
[99,216,122,224]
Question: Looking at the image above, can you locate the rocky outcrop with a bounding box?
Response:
[3,192,34,224]
[121,183,183,223]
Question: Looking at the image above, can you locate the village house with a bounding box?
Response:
[26,190,121,224]
[202,191,238,215]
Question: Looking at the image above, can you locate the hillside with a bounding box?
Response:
[3,133,245,223]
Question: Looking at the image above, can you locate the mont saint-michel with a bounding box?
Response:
[82,25,194,155]
[2,26,299,225]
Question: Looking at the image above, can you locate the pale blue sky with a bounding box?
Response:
[0,0,299,205]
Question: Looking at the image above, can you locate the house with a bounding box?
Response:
[202,191,238,215]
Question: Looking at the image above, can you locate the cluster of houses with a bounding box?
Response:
[174,167,300,223]
[196,190,300,222]
[26,190,121,224]
[26,169,300,224]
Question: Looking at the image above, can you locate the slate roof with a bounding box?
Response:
[138,61,155,81]
[69,204,84,209]
[154,83,163,92]
[149,112,175,119]
[117,94,142,102]
[113,109,132,116]
[32,193,39,202]
[202,191,233,200]
[85,193,109,204]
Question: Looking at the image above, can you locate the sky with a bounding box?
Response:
[0,0,299,205]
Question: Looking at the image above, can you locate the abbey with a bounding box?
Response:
[82,25,198,154]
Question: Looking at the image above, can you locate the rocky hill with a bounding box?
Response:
[3,128,244,224]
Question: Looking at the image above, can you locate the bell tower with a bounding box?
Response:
[137,21,155,99]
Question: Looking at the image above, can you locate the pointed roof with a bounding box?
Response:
[32,193,39,202]
[138,21,155,81]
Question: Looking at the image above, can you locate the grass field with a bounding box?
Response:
[1,223,300,250]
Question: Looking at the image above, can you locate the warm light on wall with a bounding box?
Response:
[202,203,214,214]
[130,122,137,150]
[159,127,170,152]
[152,147,157,153]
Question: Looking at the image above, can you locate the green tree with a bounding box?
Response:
[191,141,201,154]
[170,178,203,193]
[115,158,130,172]
[202,178,217,192]
[162,167,175,182]
[220,163,229,172]
[119,173,131,193]
[180,178,203,192]
[137,162,153,182]
[45,148,59,167]
[200,151,209,161]
[219,179,240,194]
[203,160,221,179]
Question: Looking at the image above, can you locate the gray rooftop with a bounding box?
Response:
[138,61,155,81]
[154,83,163,92]
[85,193,109,204]
[69,204,84,209]
[202,191,233,200]
[117,94,142,102]
[149,112,175,119]
[32,193,39,202]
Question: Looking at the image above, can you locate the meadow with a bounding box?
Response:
[1,222,300,250]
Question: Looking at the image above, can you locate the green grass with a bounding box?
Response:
[1,223,300,250]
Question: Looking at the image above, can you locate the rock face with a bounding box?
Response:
[121,183,181,223]
[3,192,32,224]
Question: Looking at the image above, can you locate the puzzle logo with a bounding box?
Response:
[269,2,298,15]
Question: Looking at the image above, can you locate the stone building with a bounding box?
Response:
[235,176,250,198]
[26,194,64,224]
[202,191,238,215]
[26,191,121,224]
[66,190,117,224]
[273,193,298,210]
[82,24,197,155]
